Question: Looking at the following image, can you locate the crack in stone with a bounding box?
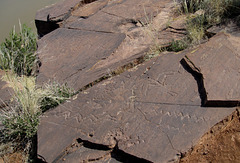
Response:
[65,26,115,33]
[63,66,87,81]
[168,26,186,31]
[73,54,146,94]
[168,29,187,35]
[180,57,207,106]
[52,137,153,162]
[101,10,135,20]
[43,120,88,136]
[36,0,100,37]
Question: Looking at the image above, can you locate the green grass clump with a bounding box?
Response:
[180,0,203,14]
[177,0,240,46]
[167,39,189,52]
[0,23,75,162]
[180,0,240,25]
[186,14,206,44]
[0,24,37,76]
[0,74,41,162]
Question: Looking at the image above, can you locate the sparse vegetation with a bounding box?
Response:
[181,0,240,26]
[0,23,37,76]
[0,73,74,162]
[166,0,240,52]
[0,74,42,162]
[40,82,74,112]
[0,24,74,162]
[186,14,206,44]
[167,39,189,52]
[180,0,203,14]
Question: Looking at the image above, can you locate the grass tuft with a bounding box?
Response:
[0,23,37,76]
[1,73,41,140]
[180,0,203,14]
[40,82,74,112]
[0,24,75,161]
[0,73,74,161]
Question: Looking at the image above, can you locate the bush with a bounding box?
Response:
[186,14,206,44]
[176,0,240,47]
[0,23,75,162]
[0,74,74,139]
[0,73,74,161]
[0,24,37,76]
[40,82,74,112]
[0,74,41,140]
[180,0,240,25]
[180,0,203,14]
[167,39,189,52]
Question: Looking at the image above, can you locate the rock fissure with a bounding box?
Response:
[35,1,240,162]
[52,137,154,163]
[168,26,186,31]
[101,10,131,20]
[63,66,87,81]
[65,26,115,33]
[79,138,152,163]
[35,0,100,36]
[180,57,207,106]
[74,54,146,93]
[167,29,187,35]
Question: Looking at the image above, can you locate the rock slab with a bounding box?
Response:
[38,52,235,162]
[37,28,125,91]
[184,32,240,106]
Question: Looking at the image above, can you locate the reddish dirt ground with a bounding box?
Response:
[0,152,25,163]
[180,108,240,163]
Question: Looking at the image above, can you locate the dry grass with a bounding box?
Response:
[0,73,74,162]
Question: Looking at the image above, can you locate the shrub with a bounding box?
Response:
[0,74,74,139]
[180,0,203,14]
[0,24,37,76]
[180,0,240,25]
[0,73,74,161]
[40,82,74,112]
[176,0,240,47]
[167,39,189,52]
[0,74,41,140]
[0,23,75,162]
[186,14,206,44]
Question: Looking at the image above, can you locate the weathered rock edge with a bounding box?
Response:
[38,51,236,162]
[182,32,240,107]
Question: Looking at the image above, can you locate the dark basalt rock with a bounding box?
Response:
[35,0,239,162]
[35,0,83,36]
[36,28,126,91]
[38,52,235,162]
[183,32,240,107]
[0,71,13,108]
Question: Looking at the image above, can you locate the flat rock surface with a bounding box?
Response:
[36,1,239,162]
[0,71,13,108]
[180,109,240,162]
[35,0,81,22]
[36,28,125,91]
[66,0,171,32]
[38,52,235,162]
[71,0,108,18]
[184,33,240,105]
[36,0,183,92]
